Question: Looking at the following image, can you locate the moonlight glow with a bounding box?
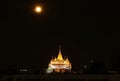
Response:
[35,6,42,13]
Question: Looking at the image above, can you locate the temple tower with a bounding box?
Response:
[46,45,72,73]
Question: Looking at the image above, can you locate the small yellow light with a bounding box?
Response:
[84,65,87,68]
[35,6,42,13]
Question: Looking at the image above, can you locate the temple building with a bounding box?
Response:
[46,45,72,73]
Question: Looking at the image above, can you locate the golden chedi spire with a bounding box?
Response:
[57,44,63,60]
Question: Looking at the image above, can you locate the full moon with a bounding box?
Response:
[35,6,42,13]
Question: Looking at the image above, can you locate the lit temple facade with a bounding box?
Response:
[46,45,72,73]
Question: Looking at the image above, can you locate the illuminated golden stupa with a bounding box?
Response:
[46,45,72,73]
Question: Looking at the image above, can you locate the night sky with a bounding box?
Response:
[1,0,120,70]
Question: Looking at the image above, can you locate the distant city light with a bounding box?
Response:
[20,69,28,72]
[84,65,87,68]
[90,60,94,63]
